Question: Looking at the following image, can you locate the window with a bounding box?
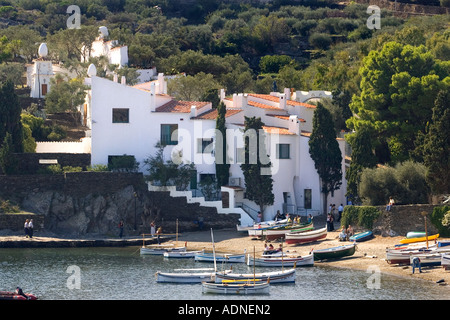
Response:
[161,124,178,145]
[304,189,312,209]
[277,144,290,159]
[112,108,129,123]
[197,138,213,153]
[41,84,48,96]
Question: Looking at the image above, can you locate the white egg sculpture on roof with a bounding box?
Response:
[87,63,97,77]
[98,26,109,39]
[38,43,48,57]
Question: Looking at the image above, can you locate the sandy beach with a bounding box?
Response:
[174,227,450,287]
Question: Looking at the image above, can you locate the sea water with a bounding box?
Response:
[0,246,448,300]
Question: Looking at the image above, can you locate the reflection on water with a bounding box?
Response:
[0,247,449,300]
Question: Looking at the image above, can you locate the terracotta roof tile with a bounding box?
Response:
[266,114,306,122]
[192,108,243,120]
[155,100,209,113]
[248,93,316,109]
[247,100,282,110]
[262,126,296,135]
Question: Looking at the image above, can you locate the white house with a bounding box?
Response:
[84,68,348,222]
[26,43,54,98]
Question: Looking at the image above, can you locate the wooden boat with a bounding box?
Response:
[155,268,231,283]
[349,231,373,242]
[163,250,203,259]
[409,253,442,266]
[140,244,186,255]
[385,247,434,265]
[194,252,246,263]
[285,227,327,245]
[247,253,314,267]
[247,223,290,237]
[201,280,270,295]
[399,233,439,244]
[215,268,296,284]
[441,253,450,270]
[312,243,357,261]
[264,223,313,241]
[406,231,426,239]
[237,219,288,232]
[0,290,37,300]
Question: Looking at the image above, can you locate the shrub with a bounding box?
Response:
[359,161,429,206]
[430,205,450,237]
[341,205,381,230]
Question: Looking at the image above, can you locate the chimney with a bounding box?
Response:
[220,88,226,101]
[121,76,126,85]
[284,88,291,100]
[279,93,286,110]
[157,73,165,94]
[190,105,198,118]
[113,74,118,82]
[288,115,300,135]
[149,82,156,112]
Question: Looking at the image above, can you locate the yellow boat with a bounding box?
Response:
[399,233,439,244]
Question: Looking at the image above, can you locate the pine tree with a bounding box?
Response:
[215,101,230,188]
[309,102,343,214]
[240,116,274,215]
[421,90,450,194]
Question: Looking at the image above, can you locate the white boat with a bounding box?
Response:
[386,244,450,264]
[409,253,442,266]
[237,219,288,232]
[140,244,186,255]
[201,280,270,295]
[441,253,450,269]
[163,250,203,259]
[155,268,231,283]
[285,227,327,245]
[214,268,296,284]
[247,253,314,267]
[194,252,246,263]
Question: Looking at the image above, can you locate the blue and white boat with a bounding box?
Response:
[194,252,246,263]
[349,231,373,242]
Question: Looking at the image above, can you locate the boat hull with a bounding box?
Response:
[399,234,439,244]
[409,253,442,266]
[163,250,202,258]
[215,268,296,284]
[349,231,373,242]
[264,224,313,241]
[156,271,215,283]
[194,253,246,263]
[442,253,450,269]
[140,246,186,255]
[0,291,37,300]
[202,281,270,295]
[285,227,327,245]
[313,243,356,261]
[247,253,314,267]
[406,231,426,239]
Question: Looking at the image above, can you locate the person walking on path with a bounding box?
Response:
[156,226,162,244]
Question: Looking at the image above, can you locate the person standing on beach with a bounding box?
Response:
[118,220,124,238]
[150,221,156,237]
[156,226,162,244]
[24,219,29,238]
[338,204,344,222]
[28,219,34,239]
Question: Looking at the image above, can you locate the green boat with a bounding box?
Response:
[312,243,357,261]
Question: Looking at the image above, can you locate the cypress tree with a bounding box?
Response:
[215,101,230,187]
[421,90,450,194]
[240,116,274,216]
[0,80,23,153]
[309,102,342,214]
